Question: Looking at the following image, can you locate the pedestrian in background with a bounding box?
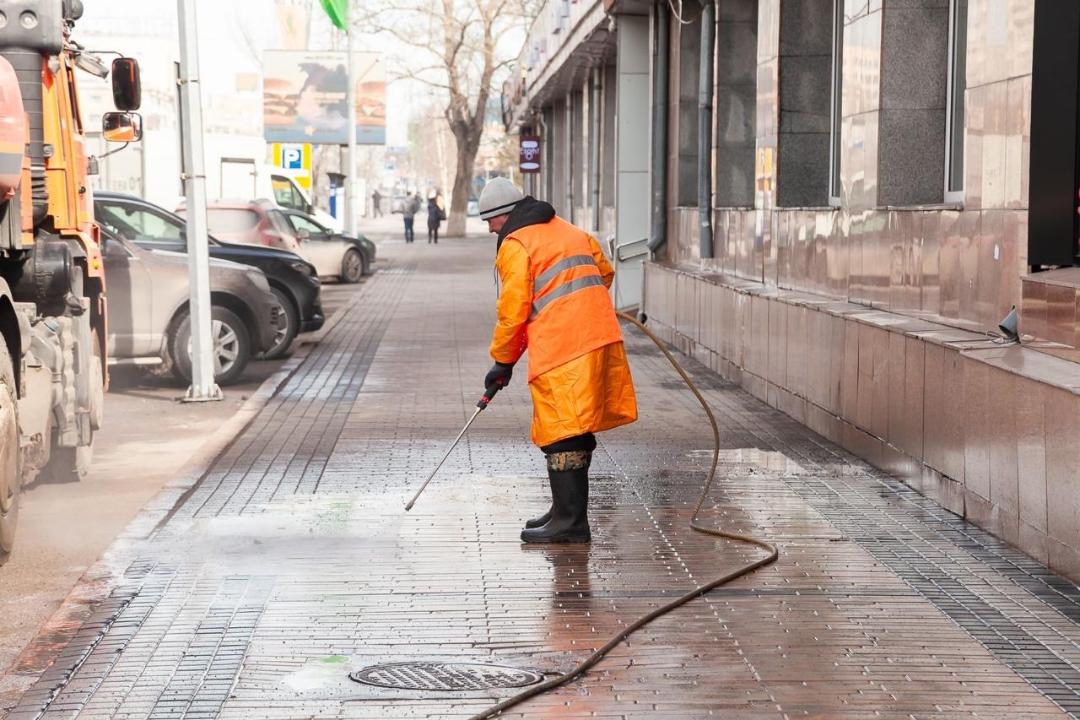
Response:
[371,189,382,218]
[426,192,442,244]
[478,178,637,544]
[402,191,419,243]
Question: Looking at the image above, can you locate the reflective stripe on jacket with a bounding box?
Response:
[490,215,623,381]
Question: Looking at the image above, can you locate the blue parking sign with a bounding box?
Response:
[282,146,304,170]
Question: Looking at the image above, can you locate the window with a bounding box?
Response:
[944,0,968,200]
[205,208,259,234]
[828,0,844,205]
[96,202,183,246]
[271,176,306,211]
[714,0,757,207]
[877,2,953,206]
[287,213,329,237]
[676,1,702,207]
[777,0,835,207]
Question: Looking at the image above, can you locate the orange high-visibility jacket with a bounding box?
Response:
[490,215,638,447]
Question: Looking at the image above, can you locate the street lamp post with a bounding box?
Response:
[176,0,222,402]
[345,0,357,235]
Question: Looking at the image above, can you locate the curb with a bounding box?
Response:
[0,346,307,702]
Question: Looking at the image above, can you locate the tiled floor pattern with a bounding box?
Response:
[5,235,1080,719]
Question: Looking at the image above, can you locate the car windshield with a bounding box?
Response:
[95,201,183,246]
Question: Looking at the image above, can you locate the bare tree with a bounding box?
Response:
[360,0,534,236]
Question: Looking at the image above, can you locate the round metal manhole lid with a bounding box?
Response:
[349,662,544,692]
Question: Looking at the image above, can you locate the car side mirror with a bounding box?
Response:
[111,57,141,111]
[103,112,142,143]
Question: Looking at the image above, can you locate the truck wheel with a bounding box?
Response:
[341,249,365,284]
[169,305,251,386]
[0,340,20,559]
[263,287,298,360]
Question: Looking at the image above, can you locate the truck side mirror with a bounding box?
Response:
[103,112,142,143]
[111,57,141,111]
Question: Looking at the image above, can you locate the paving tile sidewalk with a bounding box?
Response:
[6,232,1080,718]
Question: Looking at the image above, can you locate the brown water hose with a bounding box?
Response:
[467,311,779,719]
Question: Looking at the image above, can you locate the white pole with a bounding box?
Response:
[345,1,358,235]
[177,0,222,402]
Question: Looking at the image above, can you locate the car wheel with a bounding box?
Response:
[264,287,299,360]
[341,248,364,284]
[0,340,20,559]
[169,305,252,386]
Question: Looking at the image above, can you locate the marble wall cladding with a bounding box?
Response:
[1045,385,1080,557]
[668,207,701,267]
[643,260,1080,580]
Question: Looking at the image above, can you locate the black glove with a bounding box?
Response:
[484,362,514,394]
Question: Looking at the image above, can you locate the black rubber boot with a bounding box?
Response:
[524,508,551,529]
[525,445,591,530]
[520,468,590,544]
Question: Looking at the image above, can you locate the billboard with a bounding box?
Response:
[263,50,386,145]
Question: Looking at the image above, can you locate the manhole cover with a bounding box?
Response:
[349,662,544,691]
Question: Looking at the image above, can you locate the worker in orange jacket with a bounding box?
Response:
[477,178,637,544]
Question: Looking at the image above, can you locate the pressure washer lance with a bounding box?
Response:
[404,383,501,512]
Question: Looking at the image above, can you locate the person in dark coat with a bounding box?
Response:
[402,191,419,242]
[426,193,442,244]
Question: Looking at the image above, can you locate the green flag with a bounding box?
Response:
[319,0,348,30]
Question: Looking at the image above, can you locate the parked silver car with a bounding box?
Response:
[102,232,280,386]
[276,210,376,282]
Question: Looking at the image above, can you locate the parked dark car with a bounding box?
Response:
[94,192,325,358]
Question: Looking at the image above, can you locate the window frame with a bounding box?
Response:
[827,0,844,207]
[943,0,968,203]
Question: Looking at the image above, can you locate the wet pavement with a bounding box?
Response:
[5,226,1080,718]
[0,263,364,677]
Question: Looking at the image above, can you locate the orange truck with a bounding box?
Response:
[0,0,141,556]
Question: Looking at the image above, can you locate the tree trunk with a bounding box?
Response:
[446,131,478,237]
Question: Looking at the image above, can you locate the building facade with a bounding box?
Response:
[505,0,1080,580]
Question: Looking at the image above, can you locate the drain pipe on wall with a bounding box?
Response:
[537,111,549,201]
[697,0,715,259]
[647,3,670,254]
[591,66,603,233]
